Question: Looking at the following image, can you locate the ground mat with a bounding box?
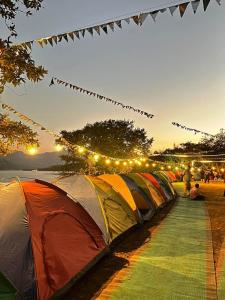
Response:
[99,198,216,300]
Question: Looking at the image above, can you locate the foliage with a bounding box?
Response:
[163,129,225,154]
[0,0,47,93]
[59,119,154,174]
[0,114,39,155]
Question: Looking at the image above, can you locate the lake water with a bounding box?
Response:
[0,170,60,183]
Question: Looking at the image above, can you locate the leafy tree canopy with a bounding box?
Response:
[0,0,47,93]
[59,119,154,173]
[164,129,225,154]
[0,113,39,155]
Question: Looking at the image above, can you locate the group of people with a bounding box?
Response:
[199,169,225,183]
[183,165,205,200]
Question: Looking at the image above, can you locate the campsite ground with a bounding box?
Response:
[64,182,225,300]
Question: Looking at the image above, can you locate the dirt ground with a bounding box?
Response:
[63,182,225,300]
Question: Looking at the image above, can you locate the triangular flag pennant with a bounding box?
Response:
[63,34,68,42]
[115,20,122,29]
[215,0,221,5]
[74,31,80,39]
[81,29,85,38]
[179,2,189,17]
[132,15,140,25]
[203,0,211,10]
[94,26,100,35]
[87,27,93,36]
[101,24,108,34]
[169,5,178,15]
[47,37,54,47]
[37,39,44,47]
[49,78,54,86]
[150,10,159,21]
[52,36,58,44]
[191,0,200,13]
[68,32,75,41]
[124,18,130,24]
[25,41,33,50]
[139,13,149,25]
[108,22,114,32]
[57,35,63,42]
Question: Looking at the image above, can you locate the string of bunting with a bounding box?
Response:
[172,122,215,137]
[49,77,154,119]
[12,0,221,50]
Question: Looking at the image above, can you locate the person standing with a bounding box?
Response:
[183,165,192,197]
[204,170,210,183]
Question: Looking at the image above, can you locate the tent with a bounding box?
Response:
[140,173,167,201]
[53,175,137,243]
[161,171,177,182]
[120,174,155,220]
[153,172,176,201]
[0,180,106,300]
[136,173,166,207]
[98,174,142,222]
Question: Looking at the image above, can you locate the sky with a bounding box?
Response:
[1,0,225,152]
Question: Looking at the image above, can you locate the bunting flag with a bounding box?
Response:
[172,122,215,137]
[11,0,219,51]
[49,77,155,119]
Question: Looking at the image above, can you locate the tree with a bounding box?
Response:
[163,129,225,155]
[0,114,39,155]
[0,0,47,93]
[59,119,154,174]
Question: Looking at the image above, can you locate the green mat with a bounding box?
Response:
[108,198,216,300]
[0,272,16,300]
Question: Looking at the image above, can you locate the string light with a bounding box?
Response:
[78,146,85,154]
[161,166,164,170]
[221,168,224,172]
[115,161,120,166]
[152,163,156,167]
[168,166,171,169]
[94,154,100,161]
[105,159,111,165]
[123,161,127,166]
[27,146,37,155]
[145,163,149,167]
[55,144,64,152]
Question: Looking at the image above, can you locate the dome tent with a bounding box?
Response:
[120,174,155,221]
[53,175,137,244]
[140,173,167,201]
[153,172,176,201]
[98,174,142,222]
[136,173,166,208]
[0,180,106,300]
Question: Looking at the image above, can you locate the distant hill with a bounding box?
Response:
[0,151,64,170]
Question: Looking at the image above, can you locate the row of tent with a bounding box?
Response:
[0,171,176,300]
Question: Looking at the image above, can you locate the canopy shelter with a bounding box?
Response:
[0,180,106,300]
[120,175,155,221]
[53,175,137,244]
[98,174,142,222]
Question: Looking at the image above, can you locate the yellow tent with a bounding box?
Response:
[99,174,141,222]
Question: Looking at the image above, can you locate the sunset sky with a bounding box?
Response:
[2,0,225,152]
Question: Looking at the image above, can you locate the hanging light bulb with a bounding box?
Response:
[145,163,149,167]
[161,166,164,170]
[123,161,127,166]
[27,146,37,155]
[221,168,224,172]
[78,146,85,154]
[168,166,171,169]
[105,159,111,165]
[129,160,133,165]
[175,167,179,170]
[138,161,142,166]
[55,144,63,152]
[152,163,156,167]
[115,161,120,166]
[94,154,99,161]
